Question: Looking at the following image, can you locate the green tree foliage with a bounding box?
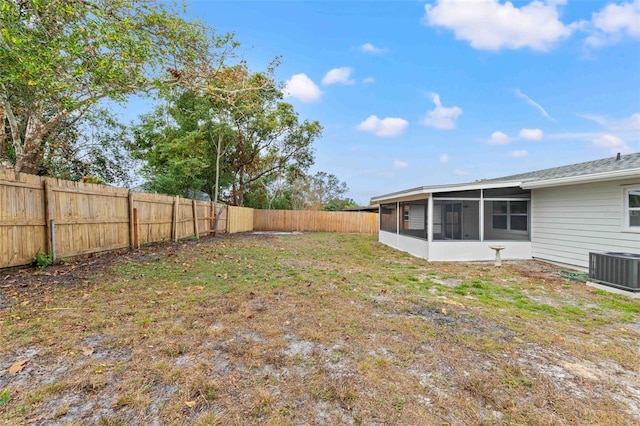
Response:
[305,171,349,210]
[129,84,321,205]
[129,91,234,199]
[0,0,216,174]
[39,107,133,185]
[256,171,354,211]
[323,198,359,211]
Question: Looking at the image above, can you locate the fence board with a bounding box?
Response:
[133,192,174,245]
[227,206,254,233]
[0,170,48,267]
[47,177,130,259]
[253,210,378,235]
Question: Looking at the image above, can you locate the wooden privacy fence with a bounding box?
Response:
[0,169,230,269]
[1,169,378,270]
[253,210,378,235]
[226,206,254,234]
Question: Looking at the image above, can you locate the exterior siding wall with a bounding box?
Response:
[531,179,640,269]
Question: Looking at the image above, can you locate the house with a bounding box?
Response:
[370,153,640,269]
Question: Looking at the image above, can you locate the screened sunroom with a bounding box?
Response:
[373,183,532,262]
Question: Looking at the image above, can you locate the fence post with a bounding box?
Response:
[192,199,199,239]
[133,208,140,249]
[128,191,135,249]
[50,220,56,262]
[43,180,55,257]
[210,201,215,234]
[172,196,179,242]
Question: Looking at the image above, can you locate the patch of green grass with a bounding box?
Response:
[0,388,10,406]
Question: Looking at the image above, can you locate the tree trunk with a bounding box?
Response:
[213,133,222,235]
[236,165,244,206]
[15,123,44,174]
[12,109,64,175]
[0,107,7,166]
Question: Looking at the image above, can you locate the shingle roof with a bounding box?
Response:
[371,152,640,202]
[480,152,640,184]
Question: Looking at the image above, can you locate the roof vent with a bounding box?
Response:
[616,152,621,161]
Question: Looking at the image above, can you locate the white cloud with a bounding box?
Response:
[488,131,510,145]
[357,115,409,137]
[322,67,355,85]
[510,150,529,158]
[519,128,543,140]
[439,153,450,163]
[577,113,608,126]
[454,169,469,176]
[591,134,631,153]
[394,160,409,169]
[586,0,640,47]
[360,43,387,53]
[546,132,602,140]
[283,74,322,103]
[514,89,556,122]
[609,113,640,133]
[423,0,573,51]
[420,93,463,130]
[363,77,375,84]
[578,112,639,147]
[578,112,640,133]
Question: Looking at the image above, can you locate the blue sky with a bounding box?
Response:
[152,0,639,204]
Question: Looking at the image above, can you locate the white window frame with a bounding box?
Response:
[623,186,640,233]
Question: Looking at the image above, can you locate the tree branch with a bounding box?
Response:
[0,97,23,157]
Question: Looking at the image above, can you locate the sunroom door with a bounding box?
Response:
[444,202,462,240]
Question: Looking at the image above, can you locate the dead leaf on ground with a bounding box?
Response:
[82,346,95,356]
[184,400,196,408]
[26,414,45,424]
[9,359,28,375]
[441,308,448,315]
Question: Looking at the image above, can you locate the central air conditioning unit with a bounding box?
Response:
[589,252,640,292]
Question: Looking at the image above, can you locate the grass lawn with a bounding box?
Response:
[1,232,639,425]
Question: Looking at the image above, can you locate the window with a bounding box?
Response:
[492,201,528,232]
[626,188,640,230]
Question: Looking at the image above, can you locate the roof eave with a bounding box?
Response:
[521,168,640,189]
[371,180,524,203]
